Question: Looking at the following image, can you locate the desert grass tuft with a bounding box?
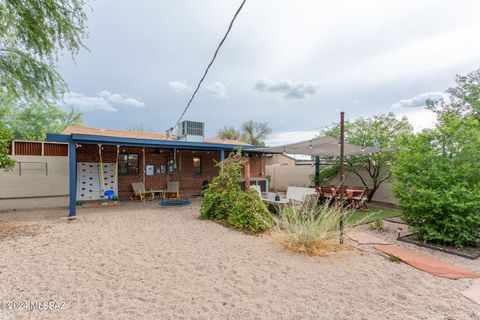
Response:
[271,203,354,256]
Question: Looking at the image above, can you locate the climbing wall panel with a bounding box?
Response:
[76,162,117,201]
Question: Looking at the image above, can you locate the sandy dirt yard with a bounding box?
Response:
[0,200,479,320]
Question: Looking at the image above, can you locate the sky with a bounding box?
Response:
[58,0,480,145]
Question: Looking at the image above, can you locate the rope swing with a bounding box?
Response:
[115,145,120,197]
[98,144,105,200]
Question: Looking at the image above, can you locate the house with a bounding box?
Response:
[43,121,266,216]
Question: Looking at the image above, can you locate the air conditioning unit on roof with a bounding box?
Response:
[176,121,205,142]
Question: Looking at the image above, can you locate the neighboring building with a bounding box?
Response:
[265,154,313,166]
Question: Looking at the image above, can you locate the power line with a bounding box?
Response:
[167,0,247,134]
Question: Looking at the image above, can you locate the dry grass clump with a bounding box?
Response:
[271,204,353,256]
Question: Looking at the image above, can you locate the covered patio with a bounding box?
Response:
[46,127,265,217]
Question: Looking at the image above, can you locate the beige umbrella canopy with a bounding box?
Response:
[254,136,380,157]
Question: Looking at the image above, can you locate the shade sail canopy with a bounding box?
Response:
[253,136,380,157]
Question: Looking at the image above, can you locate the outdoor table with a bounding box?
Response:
[261,193,289,213]
[152,189,165,200]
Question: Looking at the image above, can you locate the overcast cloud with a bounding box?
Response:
[390,92,447,109]
[168,81,191,93]
[254,78,318,99]
[57,0,480,144]
[64,91,145,112]
[204,82,228,99]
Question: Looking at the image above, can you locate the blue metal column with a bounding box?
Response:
[68,142,77,217]
[220,149,225,161]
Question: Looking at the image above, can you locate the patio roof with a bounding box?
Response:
[46,133,259,152]
[253,136,381,157]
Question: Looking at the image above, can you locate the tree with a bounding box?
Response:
[240,120,272,146]
[323,113,413,201]
[392,116,480,247]
[427,68,480,122]
[1,95,83,140]
[217,126,241,140]
[0,106,15,170]
[393,69,480,247]
[0,0,89,101]
[0,0,88,168]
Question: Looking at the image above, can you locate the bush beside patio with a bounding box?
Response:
[200,154,272,233]
[393,116,480,248]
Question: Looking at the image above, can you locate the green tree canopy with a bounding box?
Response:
[323,112,413,201]
[0,0,89,101]
[0,106,15,170]
[0,0,88,169]
[393,116,480,247]
[217,126,241,140]
[393,69,480,247]
[427,68,480,121]
[1,94,83,140]
[241,120,272,146]
[217,121,272,146]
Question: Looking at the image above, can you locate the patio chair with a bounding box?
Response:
[165,181,180,199]
[130,182,155,201]
[320,186,336,203]
[350,186,369,211]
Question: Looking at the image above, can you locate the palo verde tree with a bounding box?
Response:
[323,112,413,201]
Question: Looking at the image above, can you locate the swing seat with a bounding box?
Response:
[130,182,155,201]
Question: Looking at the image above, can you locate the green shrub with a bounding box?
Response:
[369,218,384,231]
[393,116,480,248]
[226,190,272,233]
[201,153,272,233]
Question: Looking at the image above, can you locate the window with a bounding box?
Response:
[166,156,176,174]
[193,156,202,175]
[118,154,139,175]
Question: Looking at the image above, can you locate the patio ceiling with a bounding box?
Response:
[253,136,381,157]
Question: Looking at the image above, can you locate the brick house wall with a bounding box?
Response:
[75,144,265,199]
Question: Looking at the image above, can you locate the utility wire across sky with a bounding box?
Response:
[167,0,247,134]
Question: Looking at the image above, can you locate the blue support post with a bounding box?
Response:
[220,149,225,161]
[68,142,77,217]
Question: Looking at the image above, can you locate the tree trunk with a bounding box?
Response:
[366,188,376,202]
